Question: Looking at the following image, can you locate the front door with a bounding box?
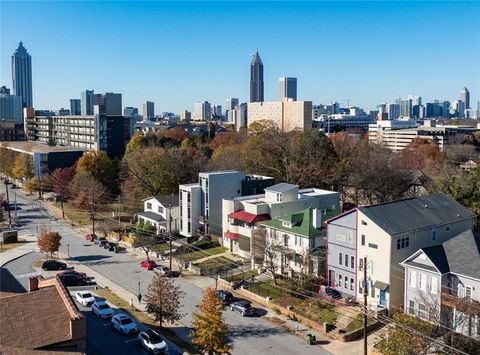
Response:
[379,290,386,307]
[328,270,335,287]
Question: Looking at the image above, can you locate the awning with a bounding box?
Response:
[373,280,389,291]
[227,210,270,224]
[224,230,239,241]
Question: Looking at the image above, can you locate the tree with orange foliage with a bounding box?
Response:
[37,226,62,258]
[190,288,232,354]
[396,138,444,171]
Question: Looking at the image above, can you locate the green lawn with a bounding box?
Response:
[223,270,258,282]
[193,256,242,271]
[344,313,374,333]
[179,246,228,262]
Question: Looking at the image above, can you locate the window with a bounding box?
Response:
[361,220,367,225]
[345,254,349,267]
[283,234,289,247]
[344,277,348,289]
[339,253,343,266]
[351,256,355,269]
[361,235,365,246]
[336,234,346,242]
[396,237,410,250]
[430,228,437,242]
[466,286,473,299]
[418,304,428,320]
[408,300,415,315]
[359,258,364,271]
[419,273,427,291]
[350,278,354,291]
[368,243,378,249]
[359,279,364,293]
[430,277,438,294]
[409,270,416,288]
[338,274,342,287]
[158,206,164,214]
[146,202,152,210]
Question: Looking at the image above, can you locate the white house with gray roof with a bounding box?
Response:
[326,193,476,310]
[138,195,179,234]
[401,230,480,340]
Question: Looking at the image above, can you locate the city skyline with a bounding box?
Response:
[1,1,478,113]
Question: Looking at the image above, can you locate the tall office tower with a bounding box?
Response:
[93,93,122,116]
[279,77,297,101]
[143,101,154,120]
[81,90,94,115]
[0,90,23,123]
[11,41,33,108]
[226,98,239,111]
[70,99,81,115]
[180,110,191,122]
[213,105,222,117]
[194,101,211,120]
[386,103,400,120]
[123,107,138,117]
[450,100,465,117]
[459,87,470,109]
[250,51,264,102]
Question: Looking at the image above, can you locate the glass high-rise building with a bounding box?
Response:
[459,87,470,109]
[70,99,81,115]
[250,51,264,102]
[11,41,32,108]
[279,77,297,101]
[81,90,95,115]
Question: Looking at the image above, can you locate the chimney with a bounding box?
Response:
[312,208,322,229]
[28,277,39,292]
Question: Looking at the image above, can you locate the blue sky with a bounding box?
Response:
[1,1,479,113]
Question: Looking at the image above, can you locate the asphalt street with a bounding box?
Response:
[1,184,330,355]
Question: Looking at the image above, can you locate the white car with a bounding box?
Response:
[75,291,95,307]
[92,301,114,319]
[138,329,168,354]
[111,314,138,334]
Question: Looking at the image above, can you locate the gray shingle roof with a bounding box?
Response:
[150,195,179,207]
[358,193,475,236]
[421,230,480,280]
[139,211,166,223]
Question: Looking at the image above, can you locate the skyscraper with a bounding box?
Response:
[459,87,470,109]
[194,101,211,120]
[250,51,264,103]
[226,98,239,111]
[143,101,154,120]
[279,77,297,101]
[70,99,81,115]
[81,90,94,115]
[11,41,33,108]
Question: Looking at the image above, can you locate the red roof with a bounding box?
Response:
[227,210,270,224]
[224,230,239,240]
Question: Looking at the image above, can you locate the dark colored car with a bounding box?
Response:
[59,273,88,286]
[232,279,250,290]
[42,260,67,271]
[230,300,255,316]
[215,290,234,305]
[59,270,87,281]
[94,236,106,245]
[98,240,108,248]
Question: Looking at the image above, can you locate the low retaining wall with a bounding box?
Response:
[336,320,383,342]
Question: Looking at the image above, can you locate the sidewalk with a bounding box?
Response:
[0,231,37,267]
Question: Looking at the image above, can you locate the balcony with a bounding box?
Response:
[441,292,480,316]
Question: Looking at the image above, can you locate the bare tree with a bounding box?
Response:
[144,273,185,328]
[252,227,284,285]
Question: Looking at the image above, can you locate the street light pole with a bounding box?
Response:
[169,205,173,270]
[4,179,12,227]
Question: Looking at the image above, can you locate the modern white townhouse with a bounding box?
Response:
[222,183,340,261]
[326,193,476,310]
[401,230,480,340]
[178,171,274,238]
[138,195,179,234]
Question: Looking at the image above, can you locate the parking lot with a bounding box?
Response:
[72,291,182,355]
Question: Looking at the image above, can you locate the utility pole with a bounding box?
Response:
[169,205,173,270]
[363,256,368,355]
[4,179,12,227]
[13,186,17,222]
[92,189,95,235]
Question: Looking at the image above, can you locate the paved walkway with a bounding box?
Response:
[0,230,37,267]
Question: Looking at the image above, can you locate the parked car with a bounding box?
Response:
[215,290,234,305]
[42,260,67,271]
[232,279,250,290]
[75,291,95,307]
[94,236,106,245]
[153,266,174,277]
[138,329,168,354]
[111,314,138,334]
[85,234,97,242]
[59,273,88,286]
[230,300,255,316]
[98,240,108,248]
[92,301,114,319]
[140,260,158,270]
[59,270,87,281]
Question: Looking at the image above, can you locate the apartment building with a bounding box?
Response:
[326,193,475,310]
[222,183,340,260]
[247,100,312,132]
[401,230,480,340]
[178,171,275,238]
[368,119,479,152]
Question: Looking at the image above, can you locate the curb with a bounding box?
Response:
[0,249,34,268]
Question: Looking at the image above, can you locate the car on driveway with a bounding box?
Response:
[140,259,158,270]
[92,301,114,319]
[111,314,138,334]
[215,290,234,305]
[42,260,67,271]
[230,300,255,316]
[75,291,95,307]
[98,240,108,248]
[85,234,97,242]
[59,269,87,280]
[59,272,88,286]
[138,328,168,354]
[94,236,106,245]
[153,266,175,277]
